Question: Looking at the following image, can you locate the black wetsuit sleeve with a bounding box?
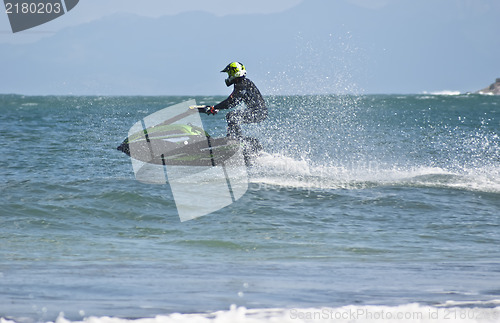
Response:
[214,77,266,112]
[214,90,242,110]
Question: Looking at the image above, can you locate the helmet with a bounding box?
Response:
[221,62,246,86]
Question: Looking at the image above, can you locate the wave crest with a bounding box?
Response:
[249,153,500,193]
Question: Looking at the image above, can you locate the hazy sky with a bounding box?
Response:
[0,0,303,40]
[0,0,396,43]
[1,0,499,95]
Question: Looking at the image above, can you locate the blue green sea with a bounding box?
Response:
[1,93,500,322]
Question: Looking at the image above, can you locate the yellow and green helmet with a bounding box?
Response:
[221,62,246,86]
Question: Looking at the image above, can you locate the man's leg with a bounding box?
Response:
[226,109,266,139]
[226,110,244,139]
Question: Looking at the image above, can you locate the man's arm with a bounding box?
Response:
[214,89,243,110]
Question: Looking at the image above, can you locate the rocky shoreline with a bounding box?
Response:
[476,78,500,95]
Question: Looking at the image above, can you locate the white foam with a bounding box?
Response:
[27,303,500,323]
[423,90,462,96]
[249,153,500,193]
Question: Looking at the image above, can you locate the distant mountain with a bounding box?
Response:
[1,0,499,95]
[476,78,500,95]
[0,2,367,95]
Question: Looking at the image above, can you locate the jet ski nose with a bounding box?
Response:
[117,143,130,154]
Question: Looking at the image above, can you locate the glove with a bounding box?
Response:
[205,106,217,115]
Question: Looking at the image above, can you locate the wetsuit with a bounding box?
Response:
[214,76,267,139]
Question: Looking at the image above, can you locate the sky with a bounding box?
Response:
[0,0,303,40]
[1,0,499,95]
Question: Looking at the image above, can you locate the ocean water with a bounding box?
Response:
[1,94,500,323]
